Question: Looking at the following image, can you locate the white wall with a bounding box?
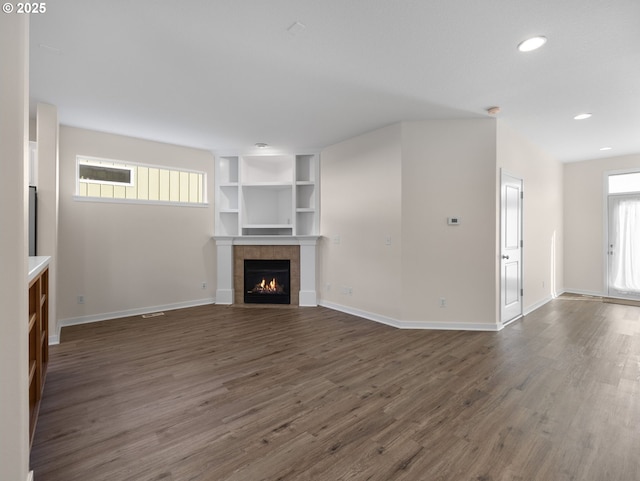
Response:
[319,124,403,321]
[497,121,564,312]
[57,127,216,332]
[401,119,498,327]
[0,13,31,481]
[319,119,565,329]
[320,120,501,328]
[564,153,640,295]
[36,103,59,341]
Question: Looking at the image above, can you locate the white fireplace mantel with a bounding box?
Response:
[213,236,320,306]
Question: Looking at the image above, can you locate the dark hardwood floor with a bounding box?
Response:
[30,297,640,480]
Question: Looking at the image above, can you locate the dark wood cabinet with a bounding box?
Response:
[28,265,48,447]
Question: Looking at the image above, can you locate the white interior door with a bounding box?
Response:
[608,194,640,298]
[500,172,523,324]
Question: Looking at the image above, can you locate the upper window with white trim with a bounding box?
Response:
[76,156,207,205]
[608,171,640,194]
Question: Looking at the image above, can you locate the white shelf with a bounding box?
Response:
[241,155,294,184]
[243,182,292,188]
[219,185,239,210]
[218,211,239,236]
[242,225,293,236]
[296,154,315,182]
[244,181,291,186]
[218,156,239,184]
[296,183,315,209]
[243,223,293,229]
[214,153,318,237]
[296,212,315,236]
[243,185,292,226]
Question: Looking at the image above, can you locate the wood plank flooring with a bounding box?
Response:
[30,298,640,480]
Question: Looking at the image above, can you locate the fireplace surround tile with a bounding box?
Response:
[214,236,318,306]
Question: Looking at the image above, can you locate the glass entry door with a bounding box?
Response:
[608,194,640,298]
[607,170,640,299]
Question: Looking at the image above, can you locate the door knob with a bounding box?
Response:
[502,255,510,259]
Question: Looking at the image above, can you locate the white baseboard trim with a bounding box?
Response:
[319,300,501,331]
[215,289,234,305]
[523,295,555,316]
[27,470,34,481]
[319,300,402,328]
[54,298,216,343]
[562,288,605,297]
[511,290,567,320]
[299,290,318,307]
[501,314,523,328]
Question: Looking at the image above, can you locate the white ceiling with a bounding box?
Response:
[29,0,640,162]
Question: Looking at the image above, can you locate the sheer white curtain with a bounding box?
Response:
[611,196,640,293]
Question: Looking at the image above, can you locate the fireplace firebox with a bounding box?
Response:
[244,259,291,304]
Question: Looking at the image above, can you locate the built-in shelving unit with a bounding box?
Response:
[295,154,317,236]
[215,156,240,236]
[215,153,319,236]
[28,263,48,447]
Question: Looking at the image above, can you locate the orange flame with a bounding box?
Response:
[253,278,280,293]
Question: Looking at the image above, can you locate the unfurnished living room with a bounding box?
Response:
[1,1,640,480]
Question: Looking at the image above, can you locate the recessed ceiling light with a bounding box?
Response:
[574,113,592,120]
[600,147,613,151]
[255,143,269,149]
[517,36,547,52]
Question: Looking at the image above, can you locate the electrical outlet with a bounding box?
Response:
[439,297,446,308]
[326,283,331,292]
[348,287,353,296]
[201,282,207,289]
[385,235,392,246]
[77,295,85,305]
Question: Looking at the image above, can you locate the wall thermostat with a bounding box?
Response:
[448,217,461,225]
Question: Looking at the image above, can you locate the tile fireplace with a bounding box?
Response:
[213,236,319,306]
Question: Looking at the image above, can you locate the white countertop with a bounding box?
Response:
[28,256,51,283]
